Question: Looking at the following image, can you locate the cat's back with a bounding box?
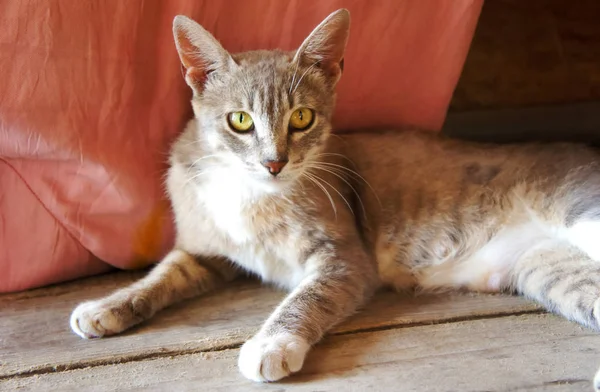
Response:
[336,129,600,231]
[338,129,599,195]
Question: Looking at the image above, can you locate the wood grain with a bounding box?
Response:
[2,314,596,391]
[450,0,600,111]
[0,272,540,378]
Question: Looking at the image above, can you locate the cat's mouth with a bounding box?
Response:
[252,172,299,193]
[262,174,291,185]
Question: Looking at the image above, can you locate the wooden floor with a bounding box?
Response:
[1,271,599,391]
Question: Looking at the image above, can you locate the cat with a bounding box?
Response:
[70,9,600,384]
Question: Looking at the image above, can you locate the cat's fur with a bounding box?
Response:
[70,9,600,384]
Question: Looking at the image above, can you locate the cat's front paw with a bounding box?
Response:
[238,333,310,382]
[70,300,125,339]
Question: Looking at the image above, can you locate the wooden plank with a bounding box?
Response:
[0,272,540,378]
[1,314,596,391]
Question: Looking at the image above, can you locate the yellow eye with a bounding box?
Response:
[289,108,314,131]
[228,111,254,133]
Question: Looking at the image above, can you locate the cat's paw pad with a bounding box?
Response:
[70,300,123,339]
[238,333,310,382]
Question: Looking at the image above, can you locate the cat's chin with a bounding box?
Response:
[247,175,297,195]
[255,178,293,194]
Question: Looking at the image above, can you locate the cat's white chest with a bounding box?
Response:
[193,173,306,288]
[196,175,255,244]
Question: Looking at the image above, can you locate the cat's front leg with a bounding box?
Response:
[70,250,238,339]
[238,255,379,382]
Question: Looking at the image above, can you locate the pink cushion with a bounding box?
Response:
[0,0,482,292]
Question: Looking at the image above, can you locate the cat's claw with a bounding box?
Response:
[70,300,120,339]
[238,333,310,382]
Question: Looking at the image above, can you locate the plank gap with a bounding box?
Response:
[0,308,545,381]
[333,307,547,337]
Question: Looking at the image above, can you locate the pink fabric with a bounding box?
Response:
[0,0,482,292]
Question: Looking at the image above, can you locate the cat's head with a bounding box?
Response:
[173,9,350,193]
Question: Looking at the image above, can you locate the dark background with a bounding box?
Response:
[443,0,600,145]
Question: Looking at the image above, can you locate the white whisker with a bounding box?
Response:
[184,166,218,187]
[180,139,203,148]
[289,60,301,95]
[312,161,382,208]
[307,170,354,217]
[313,152,357,166]
[305,164,367,220]
[302,172,337,219]
[292,61,319,95]
[186,154,224,174]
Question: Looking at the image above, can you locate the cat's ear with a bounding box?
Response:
[173,15,234,93]
[294,9,350,85]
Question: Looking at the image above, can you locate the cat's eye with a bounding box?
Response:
[289,108,314,131]
[228,111,254,133]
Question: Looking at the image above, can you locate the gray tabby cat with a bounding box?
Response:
[70,9,600,383]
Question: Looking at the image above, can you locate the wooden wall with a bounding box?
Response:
[450,0,600,111]
[445,0,600,144]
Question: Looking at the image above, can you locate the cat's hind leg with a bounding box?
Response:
[511,244,600,330]
[565,220,600,262]
[70,249,238,339]
[511,162,600,328]
[558,164,600,261]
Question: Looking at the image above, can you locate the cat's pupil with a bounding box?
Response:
[239,113,244,123]
[298,110,303,121]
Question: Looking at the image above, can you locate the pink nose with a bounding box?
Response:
[261,159,288,176]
